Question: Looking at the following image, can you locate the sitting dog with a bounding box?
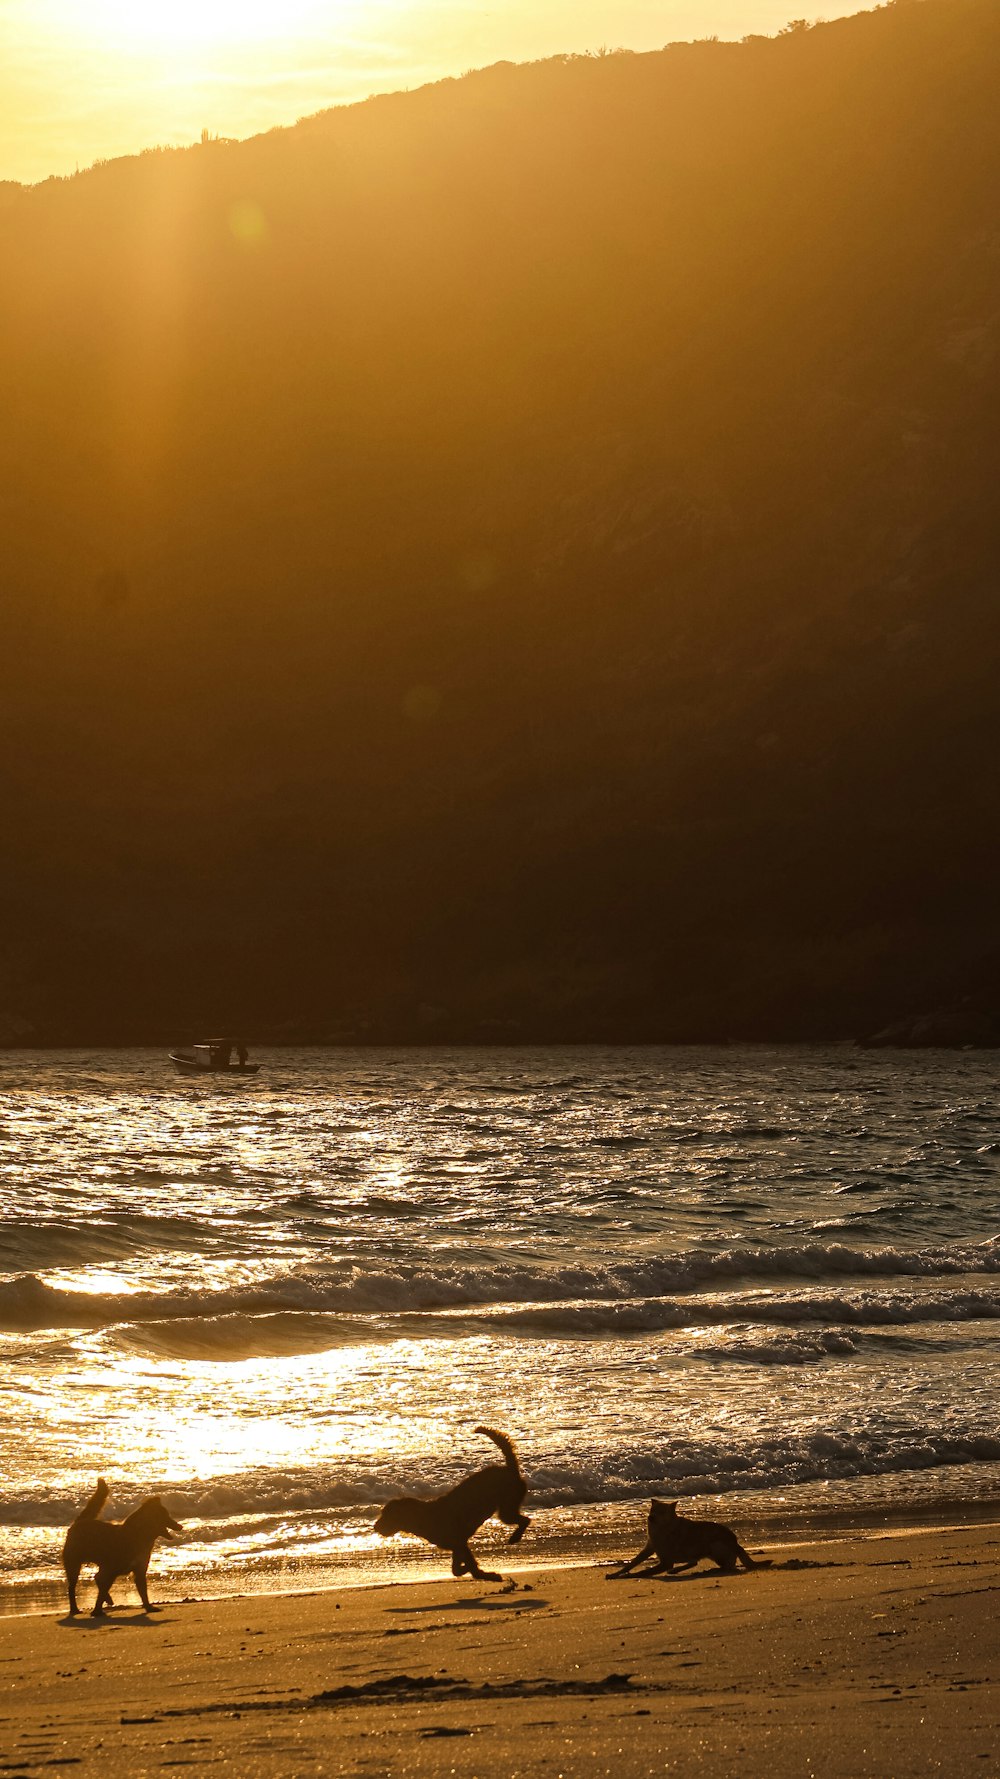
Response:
[373,1426,530,1581]
[607,1498,756,1579]
[62,1478,183,1617]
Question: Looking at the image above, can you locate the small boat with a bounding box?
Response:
[169,1041,260,1076]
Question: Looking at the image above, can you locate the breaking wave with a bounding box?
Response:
[3,1233,1000,1334]
[101,1290,1000,1361]
[6,1425,1000,1531]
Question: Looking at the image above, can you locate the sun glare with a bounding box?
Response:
[62,0,329,51]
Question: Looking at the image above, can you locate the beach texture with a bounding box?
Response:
[3,1523,998,1777]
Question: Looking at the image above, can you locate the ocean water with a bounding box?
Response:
[2,1045,999,1612]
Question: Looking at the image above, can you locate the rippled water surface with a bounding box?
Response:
[2,1045,999,1609]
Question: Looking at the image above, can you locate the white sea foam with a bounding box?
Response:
[5,1425,1000,1530]
[3,1234,1000,1332]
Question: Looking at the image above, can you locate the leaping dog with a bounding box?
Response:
[373,1426,531,1581]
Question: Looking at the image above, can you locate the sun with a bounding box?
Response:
[64,0,329,51]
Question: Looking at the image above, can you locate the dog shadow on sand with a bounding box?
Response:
[603,1556,844,1584]
[59,1607,177,1630]
[385,1592,550,1616]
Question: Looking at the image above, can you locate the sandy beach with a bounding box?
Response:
[2,1521,998,1777]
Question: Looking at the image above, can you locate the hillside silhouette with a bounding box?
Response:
[1,0,998,1044]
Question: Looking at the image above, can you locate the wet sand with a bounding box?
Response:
[2,1521,998,1776]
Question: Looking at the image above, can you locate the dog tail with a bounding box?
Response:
[475,1427,522,1475]
[75,1477,110,1523]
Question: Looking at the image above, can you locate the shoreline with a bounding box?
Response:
[3,1038,999,1052]
[4,1518,999,1776]
[6,1492,1000,1621]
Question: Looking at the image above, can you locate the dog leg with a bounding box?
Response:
[607,1540,655,1579]
[505,1513,532,1545]
[64,1561,81,1616]
[709,1548,740,1572]
[133,1564,159,1611]
[455,1543,503,1583]
[91,1568,115,1618]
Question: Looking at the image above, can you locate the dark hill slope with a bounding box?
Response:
[1,0,998,1041]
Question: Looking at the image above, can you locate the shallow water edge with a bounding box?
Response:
[7,1480,1000,1620]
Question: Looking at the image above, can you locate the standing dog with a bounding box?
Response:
[373,1426,530,1581]
[62,1478,183,1616]
[607,1498,756,1578]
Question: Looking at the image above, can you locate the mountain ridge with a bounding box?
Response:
[2,0,998,1044]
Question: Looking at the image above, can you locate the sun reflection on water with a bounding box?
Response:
[3,1046,1000,1608]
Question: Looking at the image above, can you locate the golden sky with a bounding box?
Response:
[3,1,866,185]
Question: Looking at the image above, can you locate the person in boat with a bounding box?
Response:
[236,1040,248,1067]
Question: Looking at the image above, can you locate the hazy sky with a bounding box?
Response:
[3,0,868,185]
